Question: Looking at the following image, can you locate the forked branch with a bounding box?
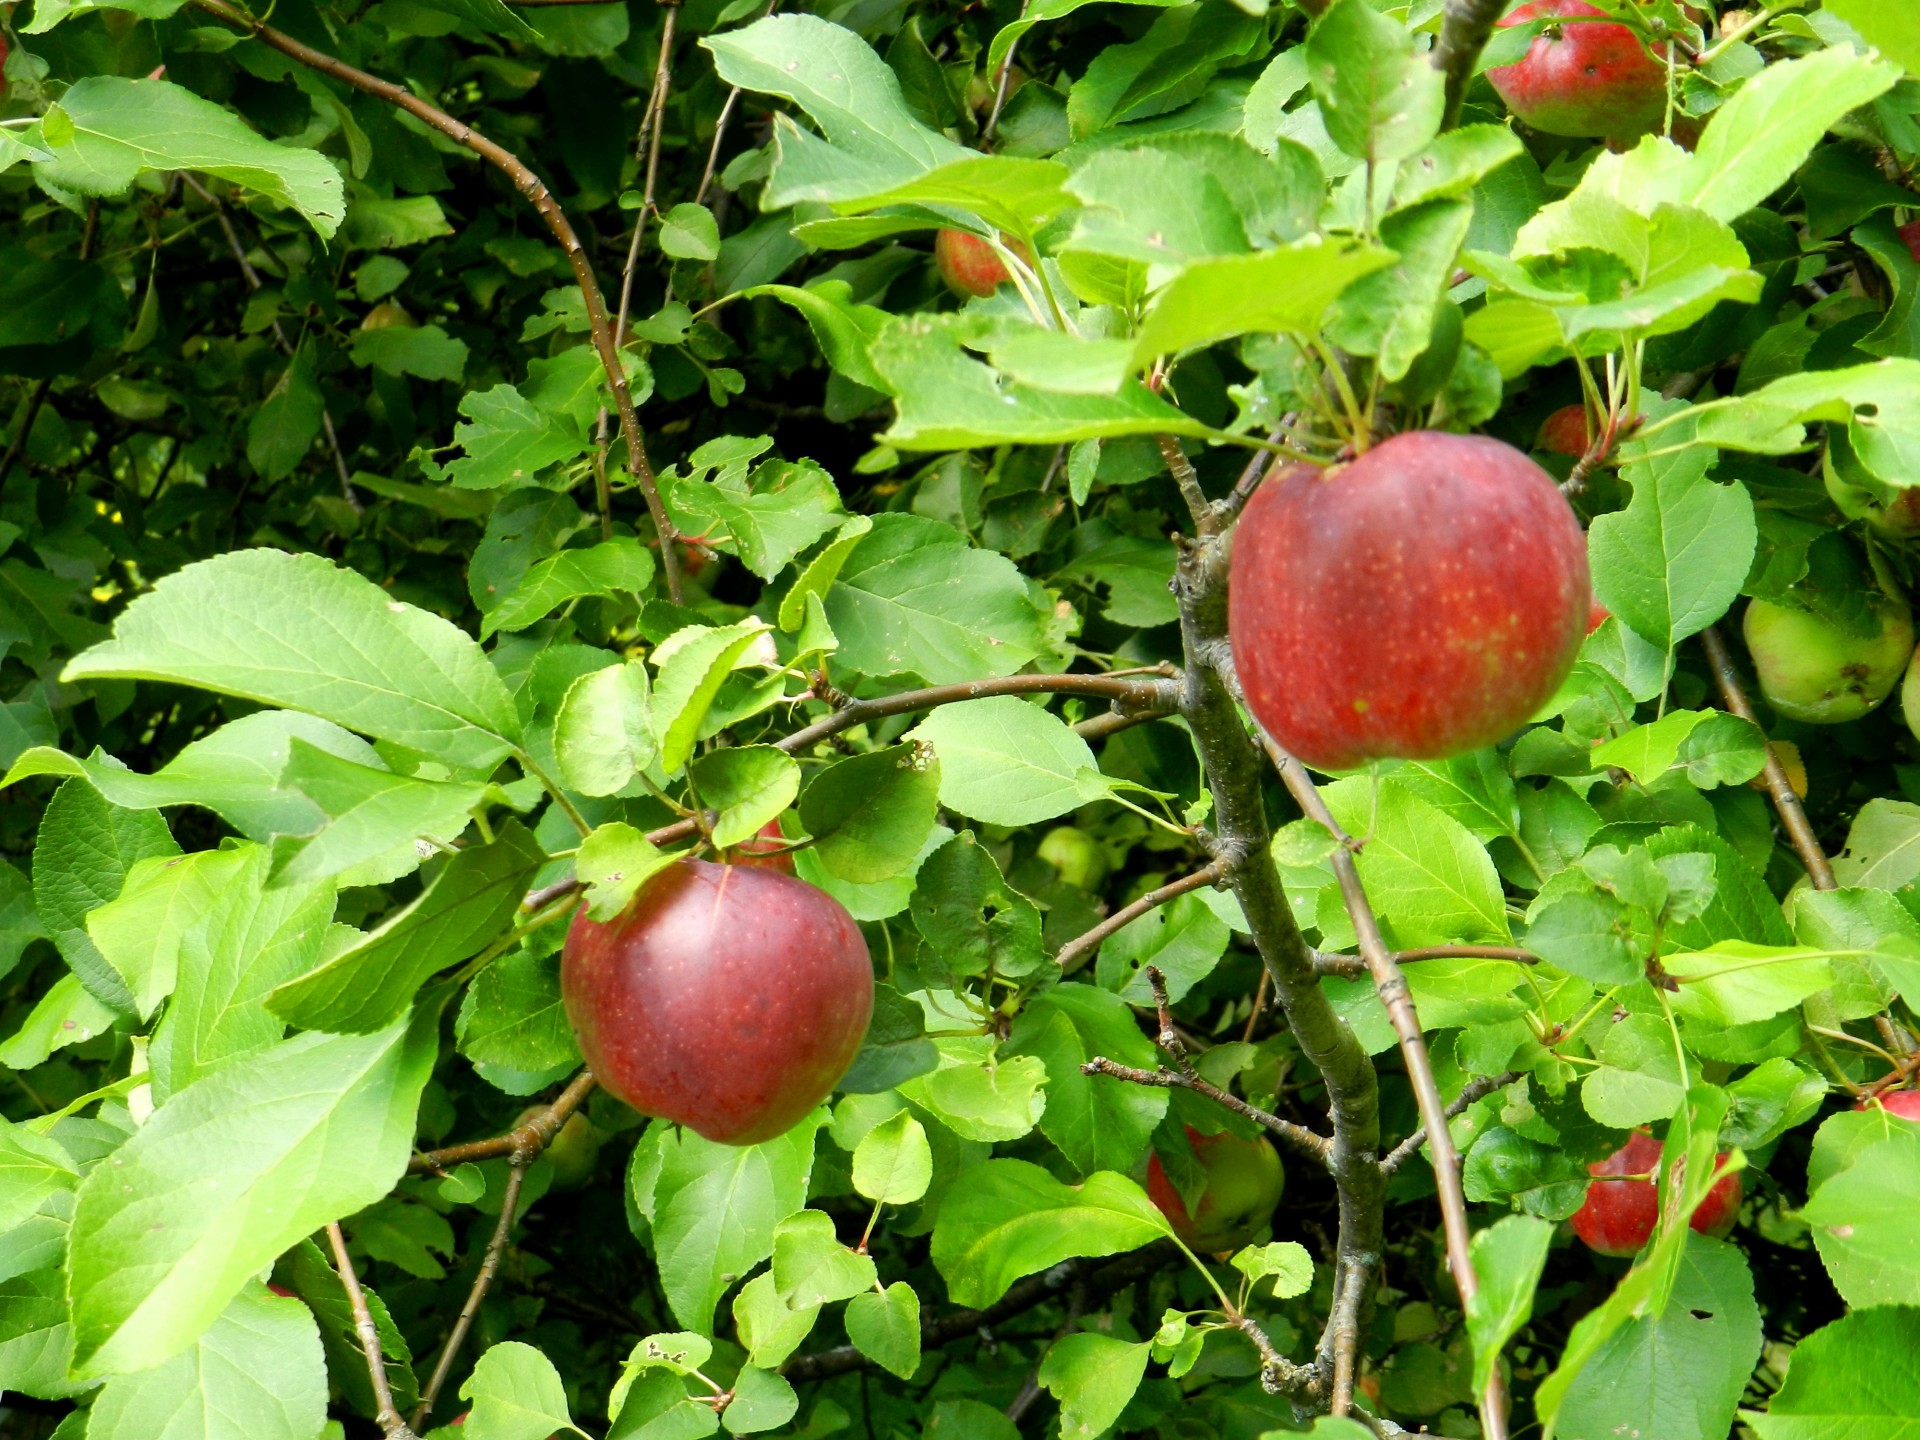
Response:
[409,1070,598,1173]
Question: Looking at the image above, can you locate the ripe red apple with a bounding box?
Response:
[728,819,795,873]
[1859,1089,1920,1120]
[935,229,1030,299]
[1743,594,1913,724]
[1539,404,1590,458]
[560,860,872,1145]
[1228,433,1590,772]
[1901,220,1920,267]
[1570,1130,1740,1257]
[1489,0,1670,141]
[1145,1127,1285,1253]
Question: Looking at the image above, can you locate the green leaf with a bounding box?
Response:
[1095,892,1231,1004]
[1128,241,1396,367]
[555,663,658,798]
[481,539,656,638]
[576,823,678,922]
[1831,798,1920,891]
[652,622,774,774]
[1583,1013,1687,1129]
[1007,982,1167,1175]
[1231,1240,1313,1298]
[66,1003,441,1377]
[1827,0,1920,71]
[771,1209,876,1307]
[456,942,580,1073]
[268,740,488,887]
[1461,1125,1589,1220]
[896,1048,1047,1143]
[445,385,588,490]
[671,457,846,585]
[1801,1129,1920,1309]
[731,1274,820,1372]
[690,746,800,850]
[1465,1215,1552,1394]
[1554,1236,1761,1440]
[1306,0,1442,163]
[1664,943,1834,1027]
[745,286,890,394]
[0,1119,77,1233]
[635,1111,825,1333]
[33,78,344,236]
[271,821,543,1033]
[825,515,1049,684]
[1329,198,1473,381]
[1037,1333,1152,1440]
[0,972,118,1070]
[799,741,940,884]
[1743,1307,1920,1438]
[63,550,523,772]
[912,696,1101,826]
[87,848,254,1020]
[845,1282,920,1380]
[851,1108,933,1204]
[1523,887,1644,987]
[461,1340,586,1440]
[1792,886,1920,1012]
[1589,446,1756,653]
[1323,779,1510,946]
[1067,4,1261,140]
[248,349,324,482]
[660,203,721,262]
[910,832,1046,981]
[349,323,470,382]
[929,1159,1167,1308]
[0,1266,86,1400]
[88,1283,327,1440]
[722,1366,798,1435]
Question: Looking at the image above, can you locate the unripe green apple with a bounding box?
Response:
[1145,1127,1285,1253]
[1743,594,1914,724]
[1037,827,1107,890]
[360,301,417,331]
[1823,436,1920,539]
[517,1107,599,1190]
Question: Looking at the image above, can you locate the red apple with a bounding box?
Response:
[1145,1126,1285,1253]
[1489,0,1670,141]
[1586,599,1610,634]
[560,860,873,1145]
[728,819,795,873]
[1538,404,1590,458]
[0,33,9,101]
[1857,1089,1920,1121]
[1228,433,1590,772]
[1570,1130,1741,1257]
[935,229,1030,299]
[1901,220,1920,267]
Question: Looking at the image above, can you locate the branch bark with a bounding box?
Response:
[326,1221,419,1439]
[188,0,684,601]
[1430,0,1510,131]
[409,1070,597,1173]
[1699,624,1836,890]
[1057,862,1227,975]
[1379,1071,1519,1176]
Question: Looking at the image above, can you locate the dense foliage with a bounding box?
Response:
[5,0,1920,1437]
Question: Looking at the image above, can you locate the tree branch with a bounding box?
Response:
[1057,862,1228,975]
[1171,531,1381,1415]
[1158,434,1216,536]
[1314,945,1540,979]
[1084,966,1334,1166]
[188,0,684,601]
[1699,624,1836,890]
[782,1245,1177,1381]
[409,1070,597,1173]
[326,1221,418,1439]
[413,1164,526,1430]
[1379,1071,1519,1176]
[1430,0,1509,131]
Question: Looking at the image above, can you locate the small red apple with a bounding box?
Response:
[560,860,872,1145]
[0,33,10,101]
[1570,1130,1740,1257]
[1228,433,1590,772]
[268,1283,297,1299]
[729,819,795,873]
[1857,1089,1920,1121]
[934,229,1030,299]
[1145,1126,1285,1253]
[1900,220,1920,267]
[1489,0,1670,142]
[1538,404,1590,458]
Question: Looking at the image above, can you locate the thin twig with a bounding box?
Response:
[1430,0,1510,131]
[778,670,1177,755]
[696,86,746,205]
[1057,862,1228,975]
[409,1070,597,1173]
[1084,967,1333,1166]
[189,0,683,601]
[1314,945,1540,979]
[1157,433,1216,536]
[1240,968,1271,1043]
[1379,1072,1519,1176]
[326,1222,418,1439]
[1073,707,1173,742]
[412,1164,526,1430]
[0,203,98,491]
[981,36,1021,145]
[1699,624,1836,890]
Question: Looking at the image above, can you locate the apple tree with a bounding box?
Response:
[3,0,1920,1437]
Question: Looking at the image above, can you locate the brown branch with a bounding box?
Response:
[326,1222,418,1439]
[1157,433,1216,536]
[1314,944,1540,979]
[696,85,747,206]
[0,203,98,492]
[1235,700,1497,1433]
[782,1245,1177,1381]
[981,36,1021,145]
[1379,1071,1520,1176]
[188,0,684,601]
[1057,862,1227,975]
[409,1070,597,1173]
[1084,967,1333,1166]
[412,1164,526,1430]
[1430,0,1510,131]
[1700,624,1836,890]
[1073,707,1173,742]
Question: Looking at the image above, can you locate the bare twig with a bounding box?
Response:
[1699,624,1835,890]
[412,1164,527,1430]
[1158,432,1216,536]
[1084,967,1333,1165]
[696,85,746,206]
[612,1,681,375]
[189,0,684,600]
[1380,1072,1520,1176]
[326,1222,418,1439]
[1057,862,1228,974]
[1073,707,1173,742]
[409,1070,597,1173]
[1430,0,1511,131]
[981,35,1021,144]
[1315,945,1540,979]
